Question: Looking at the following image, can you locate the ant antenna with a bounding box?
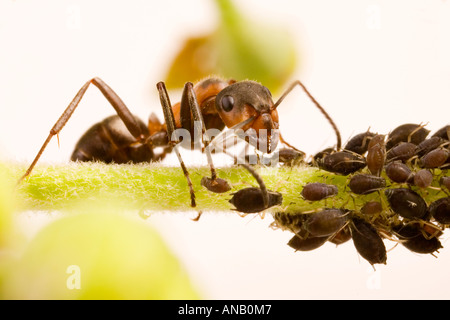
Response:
[273,80,342,150]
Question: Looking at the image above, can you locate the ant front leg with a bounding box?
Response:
[156,81,231,208]
[179,82,231,194]
[157,82,197,208]
[18,77,148,184]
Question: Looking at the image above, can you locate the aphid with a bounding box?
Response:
[413,169,433,189]
[384,188,428,219]
[275,148,305,166]
[303,208,348,237]
[328,225,352,245]
[200,177,231,193]
[384,161,414,183]
[301,183,338,201]
[18,77,342,210]
[360,201,383,216]
[229,187,283,213]
[386,123,430,150]
[440,176,450,193]
[386,142,418,163]
[394,224,442,254]
[317,151,366,175]
[366,134,386,176]
[431,124,450,140]
[428,197,450,224]
[419,148,449,169]
[416,136,448,157]
[271,211,308,233]
[348,174,386,195]
[351,218,387,265]
[344,131,376,155]
[287,233,328,252]
[310,147,334,166]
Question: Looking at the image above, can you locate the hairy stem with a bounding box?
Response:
[5,162,445,215]
[6,162,337,213]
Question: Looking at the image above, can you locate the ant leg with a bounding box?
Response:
[279,134,304,153]
[178,82,232,193]
[179,82,232,193]
[180,82,219,182]
[208,119,270,209]
[18,77,147,184]
[156,81,196,207]
[273,80,342,151]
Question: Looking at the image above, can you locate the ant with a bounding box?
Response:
[18,76,341,209]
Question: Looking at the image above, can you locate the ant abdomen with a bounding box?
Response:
[71,115,154,164]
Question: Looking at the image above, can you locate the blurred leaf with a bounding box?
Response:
[0,165,13,294]
[164,0,298,93]
[2,208,200,300]
[0,163,15,247]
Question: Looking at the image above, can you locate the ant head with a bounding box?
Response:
[215,81,279,153]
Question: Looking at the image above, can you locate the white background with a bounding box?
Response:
[1,0,450,299]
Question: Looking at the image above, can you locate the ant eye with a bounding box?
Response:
[221,95,235,112]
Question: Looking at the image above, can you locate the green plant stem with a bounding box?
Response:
[5,162,337,213]
[5,162,445,215]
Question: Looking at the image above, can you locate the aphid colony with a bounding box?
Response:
[266,123,450,266]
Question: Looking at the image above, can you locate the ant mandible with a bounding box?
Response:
[18,76,341,209]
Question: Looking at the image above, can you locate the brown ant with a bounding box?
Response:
[17,76,341,209]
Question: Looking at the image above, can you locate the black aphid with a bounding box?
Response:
[384,188,427,219]
[318,151,366,175]
[428,197,450,224]
[229,187,283,213]
[301,183,338,201]
[394,224,442,254]
[344,131,376,155]
[351,218,387,265]
[385,161,414,183]
[386,123,429,150]
[287,233,328,252]
[386,142,418,163]
[304,208,348,237]
[349,174,386,195]
[201,177,231,193]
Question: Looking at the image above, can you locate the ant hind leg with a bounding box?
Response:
[18,77,148,184]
